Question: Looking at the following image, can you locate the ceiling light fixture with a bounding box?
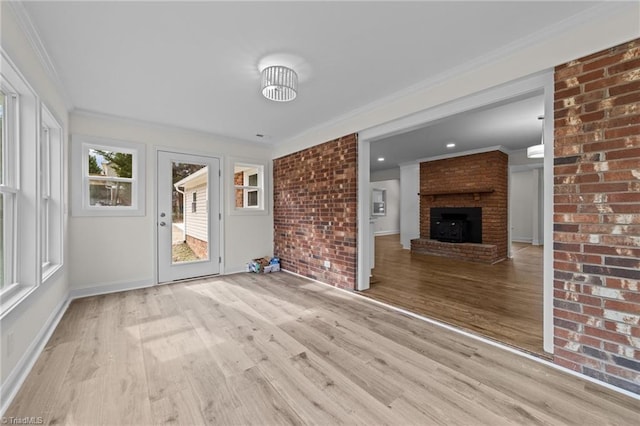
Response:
[261,65,298,102]
[527,144,544,158]
[446,143,456,148]
[377,157,385,162]
[527,115,545,159]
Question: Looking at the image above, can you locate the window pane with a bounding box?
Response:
[41,198,49,266]
[233,163,264,211]
[0,92,5,288]
[248,190,258,207]
[88,149,102,176]
[0,91,4,184]
[0,192,15,290]
[0,192,4,289]
[171,161,208,263]
[89,180,132,206]
[88,148,133,178]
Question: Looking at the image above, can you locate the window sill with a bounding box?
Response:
[0,283,38,320]
[42,263,63,284]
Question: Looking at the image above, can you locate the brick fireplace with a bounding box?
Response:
[411,150,508,263]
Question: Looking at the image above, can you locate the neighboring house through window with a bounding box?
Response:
[71,135,146,217]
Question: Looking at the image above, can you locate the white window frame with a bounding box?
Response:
[245,172,259,207]
[71,135,146,217]
[1,50,40,317]
[1,82,19,296]
[229,158,268,215]
[40,104,64,282]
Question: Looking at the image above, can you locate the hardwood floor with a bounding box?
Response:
[362,234,545,356]
[6,272,640,425]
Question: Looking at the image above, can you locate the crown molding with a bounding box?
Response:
[72,108,270,149]
[8,0,73,110]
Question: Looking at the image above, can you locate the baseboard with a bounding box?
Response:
[0,296,70,416]
[512,237,533,243]
[223,264,250,275]
[281,269,335,290]
[374,230,400,236]
[69,279,155,300]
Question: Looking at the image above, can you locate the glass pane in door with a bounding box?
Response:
[171,162,208,264]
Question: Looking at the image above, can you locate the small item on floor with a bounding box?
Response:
[247,256,280,273]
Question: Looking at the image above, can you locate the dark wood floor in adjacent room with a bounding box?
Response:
[362,234,545,356]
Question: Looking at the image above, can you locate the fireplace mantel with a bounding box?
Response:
[418,187,494,201]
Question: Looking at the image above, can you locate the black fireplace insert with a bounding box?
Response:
[430,207,482,243]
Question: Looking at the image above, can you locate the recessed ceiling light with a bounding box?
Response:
[377,157,385,162]
[446,143,456,148]
[256,133,264,138]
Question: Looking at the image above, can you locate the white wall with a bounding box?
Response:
[0,3,70,406]
[400,164,420,249]
[509,148,544,246]
[371,168,400,182]
[370,179,400,236]
[510,170,535,242]
[69,112,274,291]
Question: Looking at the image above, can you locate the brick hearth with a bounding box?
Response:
[411,238,499,264]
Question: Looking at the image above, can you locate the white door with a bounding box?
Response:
[157,150,220,283]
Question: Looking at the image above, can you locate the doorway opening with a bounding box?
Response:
[357,71,553,357]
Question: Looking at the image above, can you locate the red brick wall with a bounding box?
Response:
[554,38,640,394]
[186,235,208,260]
[234,171,244,208]
[419,150,509,261]
[273,134,358,289]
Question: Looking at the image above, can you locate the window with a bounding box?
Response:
[0,88,18,293]
[192,192,197,213]
[40,104,64,281]
[233,162,265,211]
[1,50,42,316]
[71,136,146,217]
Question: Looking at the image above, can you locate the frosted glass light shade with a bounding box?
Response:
[527,143,544,158]
[261,65,298,102]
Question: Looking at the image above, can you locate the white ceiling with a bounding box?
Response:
[370,91,545,173]
[22,1,604,149]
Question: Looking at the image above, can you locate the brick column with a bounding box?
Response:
[273,134,358,289]
[554,38,640,394]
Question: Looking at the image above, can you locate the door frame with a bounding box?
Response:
[358,70,554,354]
[153,146,225,284]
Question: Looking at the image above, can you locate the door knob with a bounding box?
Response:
[160,212,166,217]
[159,221,166,227]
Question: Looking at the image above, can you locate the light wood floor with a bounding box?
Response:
[6,272,639,425]
[362,235,544,356]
